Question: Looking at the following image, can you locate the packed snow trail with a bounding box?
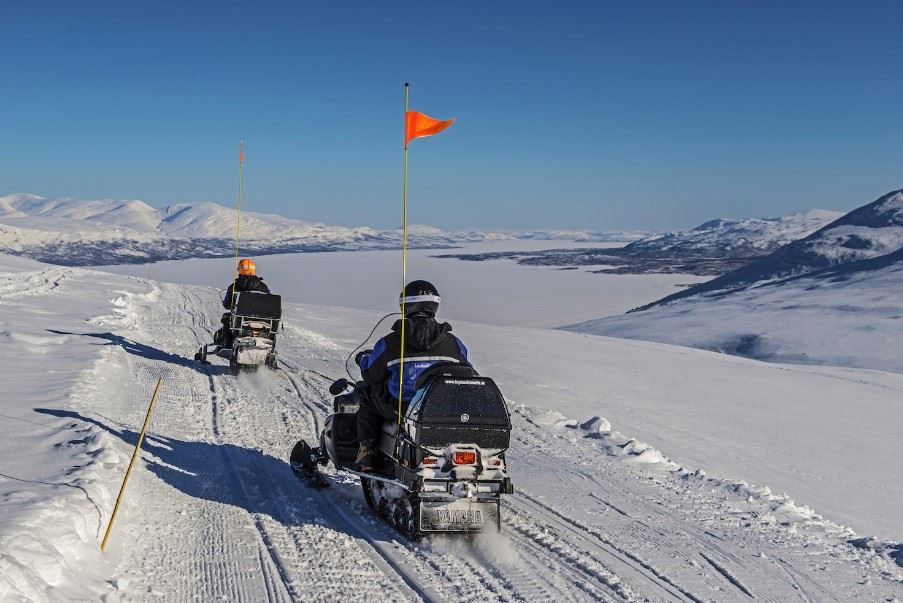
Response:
[106,281,902,601]
[1,263,901,600]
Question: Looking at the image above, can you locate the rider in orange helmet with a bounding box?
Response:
[224,258,268,307]
[214,258,271,347]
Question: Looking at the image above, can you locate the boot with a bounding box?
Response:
[355,442,377,472]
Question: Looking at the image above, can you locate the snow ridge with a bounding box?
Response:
[0,194,639,266]
[624,208,843,258]
[644,189,903,306]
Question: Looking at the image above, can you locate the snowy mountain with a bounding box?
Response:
[567,190,903,372]
[642,189,903,305]
[622,208,843,258]
[437,208,842,276]
[1,254,901,600]
[0,194,640,266]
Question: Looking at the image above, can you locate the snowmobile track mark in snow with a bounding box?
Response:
[510,490,705,602]
[0,267,71,301]
[700,552,756,598]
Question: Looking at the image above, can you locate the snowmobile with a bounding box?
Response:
[195,291,281,372]
[290,363,514,537]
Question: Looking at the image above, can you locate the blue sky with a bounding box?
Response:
[2,1,902,230]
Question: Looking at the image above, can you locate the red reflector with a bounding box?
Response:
[488,458,502,466]
[421,457,439,466]
[453,451,477,465]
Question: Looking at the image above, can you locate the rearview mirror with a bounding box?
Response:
[329,378,350,396]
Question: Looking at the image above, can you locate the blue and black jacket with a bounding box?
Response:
[359,316,468,402]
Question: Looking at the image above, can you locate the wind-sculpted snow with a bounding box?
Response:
[2,254,902,600]
[0,194,639,266]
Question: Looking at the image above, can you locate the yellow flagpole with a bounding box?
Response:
[230,141,245,308]
[397,83,410,424]
[101,377,163,551]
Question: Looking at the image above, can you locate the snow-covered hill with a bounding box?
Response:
[1,254,901,600]
[0,194,638,266]
[622,208,843,258]
[437,208,842,276]
[568,190,903,372]
[644,189,903,304]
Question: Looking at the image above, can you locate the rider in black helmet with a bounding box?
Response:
[354,280,469,471]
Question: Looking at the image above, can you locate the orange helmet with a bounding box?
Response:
[237,258,256,276]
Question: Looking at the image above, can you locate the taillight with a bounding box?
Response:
[421,457,439,466]
[453,451,477,465]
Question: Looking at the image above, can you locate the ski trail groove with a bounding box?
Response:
[0,266,70,300]
[700,552,756,598]
[512,490,704,602]
[184,307,304,602]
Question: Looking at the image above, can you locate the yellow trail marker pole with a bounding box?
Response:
[230,141,245,308]
[397,83,410,424]
[100,377,163,552]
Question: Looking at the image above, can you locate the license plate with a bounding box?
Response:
[419,499,498,532]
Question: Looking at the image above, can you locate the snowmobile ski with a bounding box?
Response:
[290,439,330,488]
[290,461,330,489]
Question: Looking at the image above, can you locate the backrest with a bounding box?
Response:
[414,361,478,390]
[234,292,281,319]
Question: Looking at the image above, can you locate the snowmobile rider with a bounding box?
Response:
[214,258,271,348]
[354,280,469,472]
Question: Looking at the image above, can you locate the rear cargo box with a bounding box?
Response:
[408,376,511,450]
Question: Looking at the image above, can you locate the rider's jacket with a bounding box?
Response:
[359,316,468,402]
[222,275,270,309]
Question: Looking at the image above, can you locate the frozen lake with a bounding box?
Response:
[99,240,708,328]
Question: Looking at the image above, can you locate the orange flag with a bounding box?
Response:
[239,141,245,164]
[404,111,454,149]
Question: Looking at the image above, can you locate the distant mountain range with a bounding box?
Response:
[565,189,903,372]
[639,189,903,307]
[436,208,843,275]
[0,194,640,266]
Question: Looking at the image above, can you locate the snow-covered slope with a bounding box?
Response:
[0,194,639,266]
[623,208,843,258]
[437,209,842,276]
[570,252,903,372]
[1,254,901,600]
[646,189,903,304]
[568,190,903,372]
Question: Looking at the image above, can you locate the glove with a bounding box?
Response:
[355,349,372,366]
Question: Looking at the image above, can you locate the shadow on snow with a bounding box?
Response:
[33,408,320,527]
[45,329,231,376]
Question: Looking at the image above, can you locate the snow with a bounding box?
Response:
[645,189,903,307]
[98,241,709,328]
[1,252,901,601]
[0,194,642,265]
[569,255,903,372]
[570,189,903,373]
[625,208,843,256]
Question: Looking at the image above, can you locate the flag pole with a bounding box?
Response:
[230,141,245,308]
[397,83,410,424]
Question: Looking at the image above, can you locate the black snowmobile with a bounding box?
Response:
[195,291,281,372]
[291,363,514,537]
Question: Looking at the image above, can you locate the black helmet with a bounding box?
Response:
[399,280,440,317]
